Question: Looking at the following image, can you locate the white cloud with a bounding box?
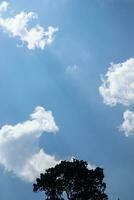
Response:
[20,149,59,182]
[0,1,9,12]
[120,110,134,137]
[99,58,134,106]
[0,106,60,182]
[0,1,58,50]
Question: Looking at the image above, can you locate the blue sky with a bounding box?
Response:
[0,0,134,199]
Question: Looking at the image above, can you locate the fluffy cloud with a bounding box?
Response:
[20,149,59,182]
[0,1,58,50]
[0,106,60,182]
[99,58,134,106]
[120,110,134,137]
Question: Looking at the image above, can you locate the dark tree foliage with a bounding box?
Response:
[33,159,108,200]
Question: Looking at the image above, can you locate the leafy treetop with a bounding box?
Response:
[33,159,108,200]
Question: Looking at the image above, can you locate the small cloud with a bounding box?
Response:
[66,64,79,74]
[120,110,134,137]
[0,1,9,13]
[0,106,59,182]
[0,1,58,50]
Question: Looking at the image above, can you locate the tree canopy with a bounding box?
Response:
[33,159,108,200]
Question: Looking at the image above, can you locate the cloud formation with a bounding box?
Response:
[0,1,58,50]
[99,58,134,106]
[99,58,134,137]
[120,110,134,137]
[0,106,60,182]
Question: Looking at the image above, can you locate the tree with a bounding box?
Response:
[33,159,108,200]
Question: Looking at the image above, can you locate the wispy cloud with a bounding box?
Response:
[66,64,79,74]
[0,106,60,182]
[0,1,58,50]
[0,1,9,12]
